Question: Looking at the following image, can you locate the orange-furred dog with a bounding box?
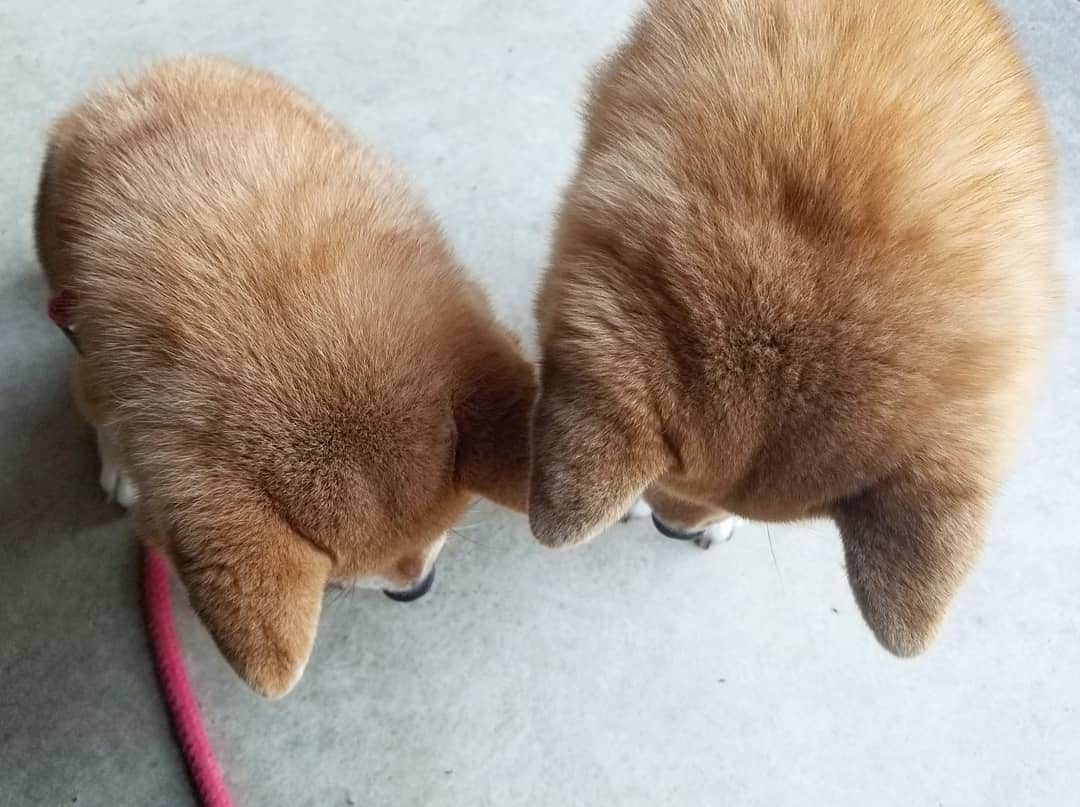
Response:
[530,0,1057,655]
[37,57,535,696]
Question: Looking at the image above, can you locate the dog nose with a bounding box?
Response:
[383,567,435,602]
[651,513,705,541]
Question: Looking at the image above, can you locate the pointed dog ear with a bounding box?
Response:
[453,326,536,513]
[167,503,331,698]
[529,362,666,548]
[832,468,988,656]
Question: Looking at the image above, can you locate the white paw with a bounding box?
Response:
[114,472,139,508]
[705,515,743,543]
[99,458,139,508]
[620,498,653,521]
[96,427,139,508]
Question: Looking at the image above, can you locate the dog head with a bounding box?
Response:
[529,186,1020,658]
[134,243,535,699]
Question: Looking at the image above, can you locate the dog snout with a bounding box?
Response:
[651,513,705,541]
[383,567,436,602]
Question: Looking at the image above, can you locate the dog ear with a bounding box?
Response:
[167,504,332,698]
[832,467,987,656]
[454,330,537,512]
[529,364,667,548]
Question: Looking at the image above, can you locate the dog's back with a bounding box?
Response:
[39,57,445,370]
[531,0,1057,654]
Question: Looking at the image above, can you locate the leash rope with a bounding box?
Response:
[50,292,232,805]
[143,547,234,807]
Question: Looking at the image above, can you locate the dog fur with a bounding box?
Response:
[530,0,1058,655]
[36,57,535,697]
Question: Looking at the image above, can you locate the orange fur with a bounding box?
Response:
[36,57,535,696]
[530,0,1058,655]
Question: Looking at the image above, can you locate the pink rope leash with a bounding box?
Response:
[142,546,234,807]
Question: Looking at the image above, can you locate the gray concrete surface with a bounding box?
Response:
[1,1,1077,805]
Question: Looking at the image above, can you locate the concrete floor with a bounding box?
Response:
[1,1,1077,805]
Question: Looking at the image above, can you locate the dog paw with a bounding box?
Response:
[705,515,743,543]
[96,427,139,508]
[99,458,139,508]
[620,498,653,522]
[687,516,743,550]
